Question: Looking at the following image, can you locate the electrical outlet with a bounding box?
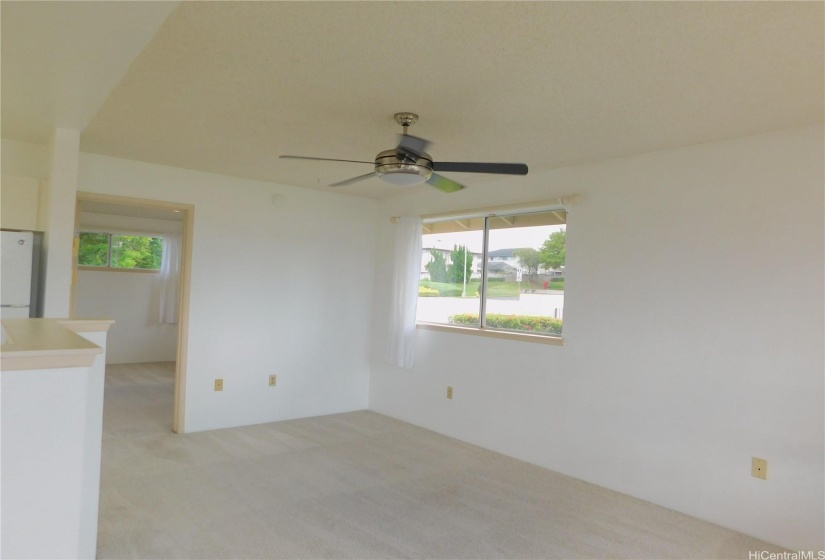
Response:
[214,379,223,391]
[269,374,277,387]
[447,386,454,399]
[752,457,768,480]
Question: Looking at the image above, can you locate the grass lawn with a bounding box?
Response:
[419,280,476,297]
[518,278,565,291]
[419,280,521,298]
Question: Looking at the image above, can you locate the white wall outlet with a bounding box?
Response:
[214,379,224,391]
[269,374,277,387]
[447,386,454,399]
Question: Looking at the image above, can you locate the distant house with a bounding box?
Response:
[489,248,564,277]
[423,247,564,280]
[487,248,522,269]
[486,260,519,282]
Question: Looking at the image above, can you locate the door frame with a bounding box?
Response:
[73,192,194,434]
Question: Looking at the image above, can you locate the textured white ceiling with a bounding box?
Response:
[0,1,178,144]
[4,2,823,199]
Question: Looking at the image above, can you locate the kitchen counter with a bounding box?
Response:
[0,318,113,371]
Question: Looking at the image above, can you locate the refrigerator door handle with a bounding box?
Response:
[0,304,30,308]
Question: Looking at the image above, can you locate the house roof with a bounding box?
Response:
[2,2,822,199]
[488,248,522,258]
[486,262,518,274]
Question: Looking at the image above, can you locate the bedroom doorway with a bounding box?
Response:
[72,192,194,433]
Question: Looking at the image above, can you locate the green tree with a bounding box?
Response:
[514,248,540,279]
[447,245,473,284]
[78,233,109,266]
[78,233,164,269]
[540,229,566,270]
[425,249,448,282]
[146,237,164,269]
[112,235,161,269]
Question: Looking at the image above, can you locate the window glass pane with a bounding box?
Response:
[77,233,109,266]
[484,211,566,335]
[111,235,163,270]
[416,226,484,326]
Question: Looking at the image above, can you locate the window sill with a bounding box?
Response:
[416,322,564,346]
[78,267,160,274]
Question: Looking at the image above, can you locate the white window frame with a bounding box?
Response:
[77,230,164,273]
[414,201,567,346]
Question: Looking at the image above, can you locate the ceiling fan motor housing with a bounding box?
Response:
[375,149,433,186]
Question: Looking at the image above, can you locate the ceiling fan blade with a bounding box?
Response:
[329,172,377,187]
[397,134,431,160]
[432,162,528,175]
[280,155,373,165]
[426,173,465,193]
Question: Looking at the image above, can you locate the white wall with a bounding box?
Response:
[1,326,109,560]
[1,138,48,179]
[1,366,90,559]
[79,211,185,235]
[76,270,177,364]
[77,153,378,432]
[75,212,182,364]
[369,125,825,551]
[0,177,40,230]
[74,329,108,559]
[1,139,48,230]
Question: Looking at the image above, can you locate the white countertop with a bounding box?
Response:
[0,318,114,371]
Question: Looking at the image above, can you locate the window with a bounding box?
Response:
[416,209,566,338]
[78,232,164,271]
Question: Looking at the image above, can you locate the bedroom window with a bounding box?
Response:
[77,232,164,271]
[416,208,566,339]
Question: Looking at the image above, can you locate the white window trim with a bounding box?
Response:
[391,196,579,225]
[413,199,569,343]
[417,321,564,345]
[77,230,165,272]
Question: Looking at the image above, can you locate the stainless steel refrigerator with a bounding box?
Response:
[1,230,44,319]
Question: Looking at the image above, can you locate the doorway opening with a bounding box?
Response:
[72,192,194,433]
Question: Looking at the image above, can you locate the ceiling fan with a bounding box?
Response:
[279,112,528,193]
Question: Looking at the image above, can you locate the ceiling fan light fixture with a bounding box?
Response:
[380,171,430,186]
[375,148,433,186]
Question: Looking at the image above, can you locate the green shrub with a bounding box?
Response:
[448,313,562,335]
[550,278,565,290]
[419,286,440,297]
[439,286,463,297]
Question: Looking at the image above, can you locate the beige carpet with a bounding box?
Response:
[98,362,784,559]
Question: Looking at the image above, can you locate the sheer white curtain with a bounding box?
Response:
[386,216,423,369]
[158,234,181,325]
